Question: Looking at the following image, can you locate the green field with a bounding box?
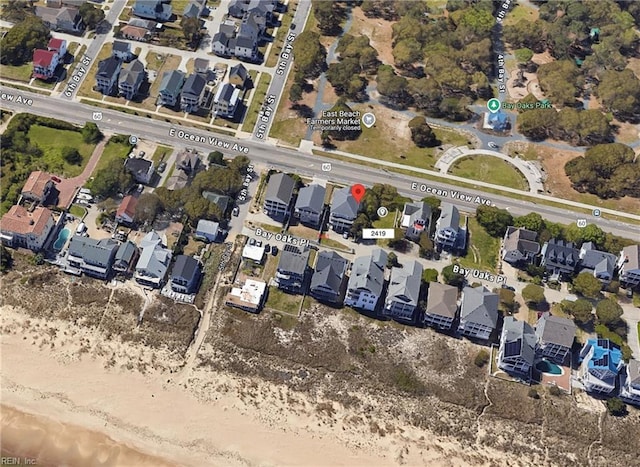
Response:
[0,63,33,82]
[94,136,132,174]
[264,286,303,314]
[241,72,272,133]
[449,155,529,191]
[152,145,172,164]
[27,125,96,177]
[69,204,87,218]
[459,218,500,273]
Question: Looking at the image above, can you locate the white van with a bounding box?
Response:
[76,223,87,235]
[79,188,92,195]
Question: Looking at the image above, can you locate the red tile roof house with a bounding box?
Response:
[21,171,55,203]
[115,195,138,225]
[47,37,67,61]
[0,205,56,251]
[32,49,60,80]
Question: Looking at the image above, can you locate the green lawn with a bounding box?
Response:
[241,72,272,133]
[264,286,303,314]
[459,217,500,273]
[319,237,350,251]
[0,63,33,82]
[27,125,97,177]
[503,4,539,26]
[69,204,87,218]
[372,210,398,229]
[94,137,131,174]
[152,145,172,164]
[449,155,529,191]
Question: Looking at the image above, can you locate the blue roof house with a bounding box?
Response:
[578,338,623,394]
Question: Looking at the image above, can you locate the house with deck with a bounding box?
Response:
[534,312,576,363]
[344,248,387,312]
[115,195,138,226]
[157,70,185,107]
[618,245,640,288]
[274,244,310,294]
[498,317,536,377]
[32,49,59,80]
[401,201,431,242]
[578,338,623,394]
[383,261,423,322]
[118,59,146,100]
[294,184,325,228]
[329,187,360,234]
[434,203,465,251]
[263,173,294,220]
[181,73,207,113]
[309,250,349,305]
[578,242,617,284]
[540,238,579,281]
[21,171,54,204]
[0,206,55,252]
[502,226,540,266]
[213,83,240,118]
[457,286,499,340]
[423,282,459,330]
[132,0,172,21]
[134,231,172,288]
[170,255,202,294]
[67,237,119,279]
[113,241,139,275]
[619,359,640,406]
[96,56,121,95]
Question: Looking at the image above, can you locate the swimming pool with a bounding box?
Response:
[536,359,563,375]
[53,228,70,251]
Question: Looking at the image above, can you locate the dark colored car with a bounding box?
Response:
[157,161,167,173]
[271,245,278,256]
[51,176,61,183]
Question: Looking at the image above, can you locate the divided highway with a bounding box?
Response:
[1,86,639,240]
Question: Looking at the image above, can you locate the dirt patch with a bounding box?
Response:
[351,7,396,68]
[627,58,640,79]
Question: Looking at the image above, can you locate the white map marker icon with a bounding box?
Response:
[362,112,376,128]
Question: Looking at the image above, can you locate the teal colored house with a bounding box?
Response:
[578,338,623,394]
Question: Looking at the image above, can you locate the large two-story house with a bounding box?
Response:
[618,245,640,288]
[0,206,55,251]
[578,242,617,284]
[135,231,172,288]
[423,282,459,330]
[383,261,423,322]
[35,6,84,33]
[263,173,295,220]
[274,245,310,294]
[578,338,623,394]
[534,312,576,363]
[67,237,120,279]
[213,83,240,118]
[329,187,360,234]
[118,59,146,100]
[96,57,121,95]
[457,286,499,341]
[32,49,59,80]
[498,317,536,377]
[309,250,349,305]
[434,203,465,251]
[294,184,325,228]
[344,248,387,312]
[21,171,54,204]
[157,70,185,107]
[181,73,207,113]
[125,158,154,185]
[170,255,202,294]
[540,238,579,281]
[619,359,640,406]
[502,226,540,266]
[132,0,172,21]
[401,201,431,242]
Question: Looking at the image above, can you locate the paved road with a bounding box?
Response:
[2,86,639,240]
[251,0,312,140]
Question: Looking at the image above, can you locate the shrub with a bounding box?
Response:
[474,349,490,368]
[548,385,562,397]
[606,397,627,416]
[528,388,540,399]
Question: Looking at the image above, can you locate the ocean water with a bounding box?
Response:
[1,405,177,467]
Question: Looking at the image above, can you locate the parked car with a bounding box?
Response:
[501,284,515,291]
[264,244,271,253]
[137,184,144,193]
[249,238,256,246]
[79,188,92,195]
[290,23,296,30]
[232,206,240,217]
[342,231,349,239]
[51,176,61,183]
[157,161,167,173]
[256,240,262,248]
[488,142,499,149]
[77,193,93,201]
[138,151,145,158]
[271,245,278,256]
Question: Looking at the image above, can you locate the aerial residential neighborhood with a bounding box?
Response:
[1,0,640,465]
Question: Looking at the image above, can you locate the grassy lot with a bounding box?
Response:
[241,72,272,133]
[319,236,350,251]
[265,0,299,68]
[161,164,176,187]
[261,254,278,281]
[253,222,282,234]
[27,125,97,178]
[372,210,398,229]
[264,286,303,314]
[94,136,131,175]
[78,43,113,99]
[152,144,172,164]
[183,237,206,256]
[69,205,87,218]
[145,50,167,71]
[503,3,539,26]
[270,116,307,147]
[459,218,500,273]
[449,155,529,191]
[140,53,181,110]
[0,63,33,82]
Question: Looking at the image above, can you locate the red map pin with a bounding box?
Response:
[351,184,366,203]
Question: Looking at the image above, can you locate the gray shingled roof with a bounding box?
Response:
[347,248,387,297]
[402,201,431,227]
[68,237,119,266]
[437,203,460,230]
[580,242,616,277]
[460,286,499,329]
[114,240,137,265]
[113,40,130,53]
[277,244,310,275]
[628,359,640,386]
[230,63,248,82]
[159,70,185,94]
[621,245,640,271]
[265,173,295,206]
[171,255,200,282]
[330,187,359,220]
[119,59,145,85]
[97,56,121,78]
[502,316,536,366]
[535,313,576,348]
[503,226,540,256]
[310,250,348,294]
[295,184,325,214]
[425,282,458,319]
[182,73,206,98]
[387,261,423,307]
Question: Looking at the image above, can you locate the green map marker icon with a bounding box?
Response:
[487,98,501,113]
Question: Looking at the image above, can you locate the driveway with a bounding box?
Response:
[622,302,640,359]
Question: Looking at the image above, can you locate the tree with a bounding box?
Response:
[349,213,371,241]
[81,122,103,144]
[573,272,603,299]
[313,0,343,35]
[289,82,303,104]
[79,3,105,30]
[564,223,605,248]
[498,288,516,314]
[386,252,399,269]
[134,193,162,224]
[229,155,251,174]
[392,38,422,70]
[561,298,593,325]
[208,151,225,166]
[596,298,624,327]
[442,264,465,288]
[514,212,544,233]
[0,244,12,273]
[517,108,559,140]
[475,205,513,237]
[326,58,367,100]
[418,231,434,258]
[606,398,627,417]
[322,99,361,141]
[376,65,411,108]
[408,117,438,148]
[522,283,545,307]
[90,157,133,198]
[503,19,546,52]
[474,349,490,367]
[61,146,82,165]
[0,16,50,65]
[1,1,33,22]
[292,31,326,79]
[596,70,640,122]
[422,268,438,283]
[537,60,584,107]
[565,143,640,199]
[514,48,534,64]
[181,16,202,45]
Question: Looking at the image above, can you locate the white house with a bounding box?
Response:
[132,0,172,21]
[578,338,623,394]
[457,286,499,340]
[383,260,423,321]
[134,231,172,288]
[498,317,536,376]
[344,249,387,312]
[618,245,640,287]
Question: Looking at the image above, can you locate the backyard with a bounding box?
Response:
[264,286,303,314]
[449,156,529,191]
[458,218,500,273]
[27,125,97,178]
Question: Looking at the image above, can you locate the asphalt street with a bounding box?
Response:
[1,85,639,240]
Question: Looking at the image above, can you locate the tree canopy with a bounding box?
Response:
[573,272,603,299]
[408,117,438,148]
[596,298,623,327]
[475,205,513,237]
[0,16,50,65]
[442,264,465,288]
[79,3,105,30]
[522,284,545,306]
[596,69,640,123]
[562,298,593,325]
[292,31,326,79]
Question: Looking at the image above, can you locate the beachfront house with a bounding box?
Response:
[344,248,387,312]
[67,237,119,279]
[170,255,202,294]
[309,250,349,305]
[498,317,536,377]
[113,240,139,275]
[457,286,499,341]
[225,276,267,313]
[294,184,325,228]
[134,231,172,288]
[423,282,459,330]
[21,171,54,204]
[618,245,640,288]
[534,312,576,364]
[619,360,640,406]
[578,338,623,394]
[263,173,295,221]
[0,206,55,252]
[274,244,310,294]
[383,261,423,322]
